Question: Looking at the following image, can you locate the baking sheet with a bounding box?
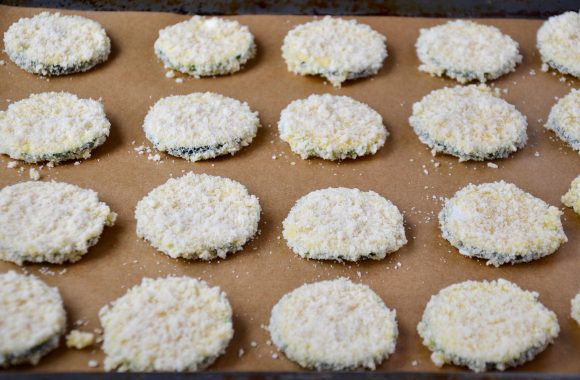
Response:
[0,5,579,373]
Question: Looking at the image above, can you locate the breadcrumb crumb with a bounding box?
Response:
[66,330,95,349]
[29,168,40,181]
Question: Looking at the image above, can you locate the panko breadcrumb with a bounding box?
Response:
[135,173,260,260]
[0,181,116,265]
[418,279,559,372]
[283,188,406,261]
[65,330,95,350]
[439,181,567,266]
[143,92,259,161]
[99,276,233,372]
[269,278,398,370]
[571,293,580,325]
[278,94,387,160]
[545,89,580,152]
[409,85,527,161]
[416,20,522,83]
[282,16,387,87]
[28,168,40,181]
[0,92,110,163]
[537,11,580,78]
[0,271,66,367]
[154,16,255,77]
[3,12,110,76]
[562,174,580,215]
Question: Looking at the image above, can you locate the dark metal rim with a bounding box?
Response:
[1,372,580,380]
[1,0,580,18]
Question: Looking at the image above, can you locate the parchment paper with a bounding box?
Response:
[0,5,579,373]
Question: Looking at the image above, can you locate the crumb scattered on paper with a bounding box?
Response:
[29,168,40,180]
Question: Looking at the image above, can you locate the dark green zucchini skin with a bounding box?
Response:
[14,135,108,164]
[8,52,109,76]
[1,330,63,368]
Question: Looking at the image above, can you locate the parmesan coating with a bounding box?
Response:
[0,181,116,265]
[154,16,255,77]
[283,188,406,261]
[537,11,580,79]
[416,20,522,83]
[545,89,580,152]
[562,174,580,215]
[135,173,261,260]
[3,12,110,76]
[65,330,95,349]
[439,181,567,266]
[269,278,398,370]
[278,94,387,160]
[99,276,233,372]
[143,92,259,161]
[417,279,559,372]
[409,85,527,161]
[281,16,387,87]
[0,271,66,367]
[0,92,110,163]
[572,293,580,325]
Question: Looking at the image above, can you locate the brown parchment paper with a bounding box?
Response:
[0,5,579,373]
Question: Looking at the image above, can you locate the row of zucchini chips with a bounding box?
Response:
[0,85,576,167]
[2,271,577,372]
[2,172,572,269]
[4,11,578,83]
